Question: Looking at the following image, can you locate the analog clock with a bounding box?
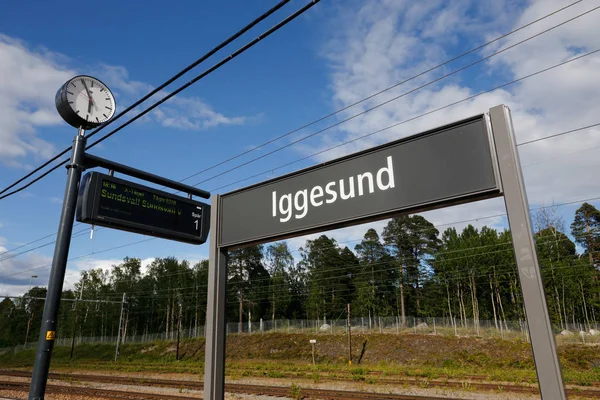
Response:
[55,75,116,129]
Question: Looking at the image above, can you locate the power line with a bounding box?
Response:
[85,0,320,150]
[173,0,587,185]
[0,237,154,280]
[517,122,600,146]
[190,6,600,188]
[0,0,295,198]
[0,228,89,263]
[209,50,600,194]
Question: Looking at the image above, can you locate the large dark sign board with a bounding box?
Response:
[219,114,502,247]
[76,172,210,244]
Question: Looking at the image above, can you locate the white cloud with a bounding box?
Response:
[65,257,157,291]
[96,63,253,132]
[156,96,249,130]
[0,35,73,166]
[0,34,257,169]
[0,242,52,296]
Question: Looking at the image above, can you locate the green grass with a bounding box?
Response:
[2,333,599,388]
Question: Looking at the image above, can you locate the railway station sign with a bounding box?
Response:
[205,106,568,400]
[219,114,502,247]
[76,172,210,244]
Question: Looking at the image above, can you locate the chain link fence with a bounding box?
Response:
[2,316,598,355]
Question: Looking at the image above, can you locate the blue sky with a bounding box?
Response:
[1,0,600,295]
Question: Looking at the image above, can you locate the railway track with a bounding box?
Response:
[0,380,462,400]
[2,369,600,398]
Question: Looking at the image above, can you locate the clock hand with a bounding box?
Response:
[82,79,94,114]
[81,79,92,98]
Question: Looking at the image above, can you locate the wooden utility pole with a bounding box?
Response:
[25,312,34,346]
[347,303,352,365]
[70,281,85,359]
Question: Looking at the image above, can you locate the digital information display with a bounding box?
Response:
[76,172,210,245]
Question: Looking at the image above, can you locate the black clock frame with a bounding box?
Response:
[55,74,116,130]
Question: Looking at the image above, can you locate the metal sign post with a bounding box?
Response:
[204,195,228,399]
[29,128,87,400]
[489,105,566,399]
[203,104,566,399]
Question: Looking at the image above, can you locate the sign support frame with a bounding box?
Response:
[489,104,566,399]
[204,194,228,400]
[203,104,567,400]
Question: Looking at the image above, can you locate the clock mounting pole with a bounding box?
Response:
[28,127,88,400]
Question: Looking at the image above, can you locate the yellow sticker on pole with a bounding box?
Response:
[46,331,56,340]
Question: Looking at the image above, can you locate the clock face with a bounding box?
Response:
[55,75,116,129]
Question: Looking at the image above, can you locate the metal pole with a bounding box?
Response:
[204,195,228,400]
[489,105,566,399]
[115,293,126,362]
[176,299,182,361]
[347,303,352,365]
[70,280,84,360]
[28,128,87,400]
[69,313,78,360]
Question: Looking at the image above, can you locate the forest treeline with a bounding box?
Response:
[1,202,599,347]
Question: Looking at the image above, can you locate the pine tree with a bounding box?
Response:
[382,215,439,323]
[571,202,600,270]
[266,242,294,321]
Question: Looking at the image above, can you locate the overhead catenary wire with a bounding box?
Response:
[0,228,90,263]
[2,190,599,288]
[0,1,591,255]
[211,119,600,195]
[95,252,597,305]
[86,0,320,150]
[0,0,585,201]
[97,231,589,300]
[517,122,600,146]
[170,0,590,184]
[207,49,600,194]
[190,5,600,188]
